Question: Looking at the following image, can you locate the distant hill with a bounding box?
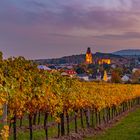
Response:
[94,52,122,58]
[35,54,85,65]
[113,49,140,56]
[35,52,123,65]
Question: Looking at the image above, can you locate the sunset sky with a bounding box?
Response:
[1,0,140,59]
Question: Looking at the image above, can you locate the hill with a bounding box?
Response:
[35,52,123,65]
[35,54,85,65]
[113,49,140,56]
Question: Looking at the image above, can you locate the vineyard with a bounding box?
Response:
[0,56,140,140]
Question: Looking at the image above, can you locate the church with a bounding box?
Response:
[98,58,111,65]
[85,48,111,65]
[85,47,93,64]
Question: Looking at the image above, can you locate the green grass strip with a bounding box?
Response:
[85,108,140,140]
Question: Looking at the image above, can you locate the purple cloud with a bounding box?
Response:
[0,0,140,59]
[93,32,140,40]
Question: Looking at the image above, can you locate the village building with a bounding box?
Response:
[98,58,111,65]
[86,47,93,64]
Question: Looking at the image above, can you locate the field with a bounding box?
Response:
[1,57,140,140]
[85,107,140,140]
[7,106,140,140]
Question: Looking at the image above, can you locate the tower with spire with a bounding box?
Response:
[86,47,93,64]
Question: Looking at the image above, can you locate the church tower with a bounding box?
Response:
[86,47,93,64]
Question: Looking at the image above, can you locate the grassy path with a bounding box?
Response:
[85,108,140,140]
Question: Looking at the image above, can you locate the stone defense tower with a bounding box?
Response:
[86,47,93,64]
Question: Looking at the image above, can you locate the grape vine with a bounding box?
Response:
[0,55,140,140]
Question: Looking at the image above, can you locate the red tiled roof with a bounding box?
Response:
[66,70,77,75]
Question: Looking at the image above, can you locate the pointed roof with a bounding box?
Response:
[86,47,92,54]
